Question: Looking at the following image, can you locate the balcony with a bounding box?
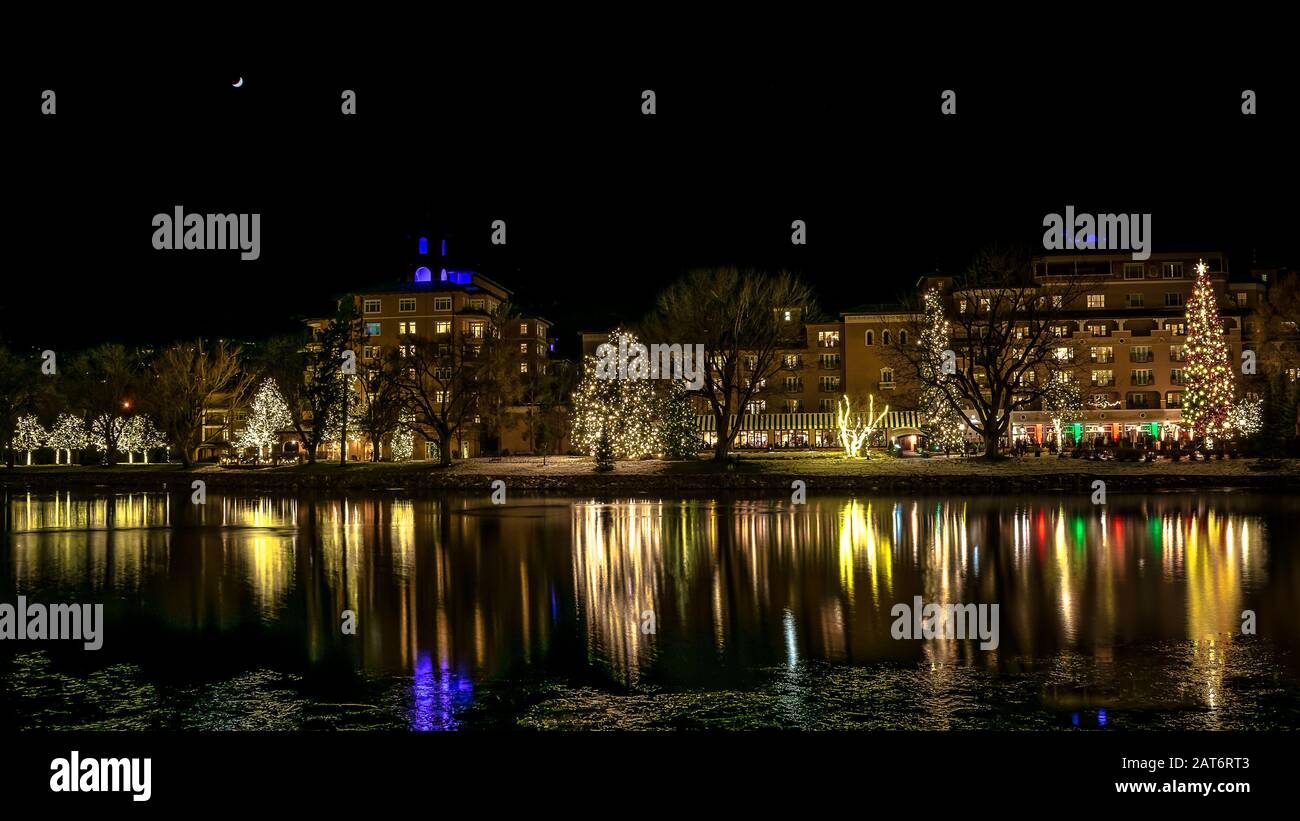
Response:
[1129,352,1154,363]
[878,381,896,391]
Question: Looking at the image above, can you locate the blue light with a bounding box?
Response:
[441,238,447,257]
[447,270,473,284]
[418,237,428,255]
[1098,709,1108,727]
[1071,712,1080,727]
[414,266,432,283]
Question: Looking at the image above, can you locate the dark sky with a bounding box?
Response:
[8,53,1297,358]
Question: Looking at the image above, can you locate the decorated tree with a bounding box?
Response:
[323,375,364,459]
[47,414,86,464]
[1181,260,1236,443]
[237,377,292,462]
[1227,395,1263,439]
[572,329,658,460]
[659,380,702,459]
[12,415,45,465]
[916,288,967,453]
[836,393,888,459]
[391,410,415,462]
[121,414,167,463]
[1043,376,1084,449]
[88,415,127,463]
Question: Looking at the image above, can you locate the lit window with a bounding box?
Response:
[434,321,451,334]
[1087,294,1105,309]
[520,342,528,353]
[520,362,529,373]
[818,330,840,348]
[365,322,381,336]
[783,310,792,322]
[399,321,416,335]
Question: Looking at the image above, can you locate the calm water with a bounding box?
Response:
[2,490,1298,731]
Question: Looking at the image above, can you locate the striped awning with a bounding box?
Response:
[697,411,922,433]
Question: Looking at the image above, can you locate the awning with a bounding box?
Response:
[697,411,922,433]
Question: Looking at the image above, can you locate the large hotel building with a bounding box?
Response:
[582,250,1267,452]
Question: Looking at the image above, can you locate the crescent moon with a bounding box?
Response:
[232,77,244,88]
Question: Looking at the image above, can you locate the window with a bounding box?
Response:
[783,310,792,322]
[1052,325,1071,338]
[469,298,485,311]
[1130,345,1152,363]
[818,353,840,369]
[819,376,842,393]
[1089,324,1110,337]
[434,320,451,335]
[520,362,529,374]
[1087,294,1105,309]
[1123,263,1145,280]
[783,354,802,370]
[818,330,840,348]
[899,330,908,345]
[1170,369,1185,385]
[362,346,376,359]
[399,298,416,312]
[519,343,529,353]
[1128,392,1151,409]
[1131,369,1153,386]
[1127,293,1144,308]
[365,322,381,336]
[959,299,968,313]
[1091,370,1114,387]
[1234,292,1249,307]
[785,399,805,412]
[1164,292,1182,307]
[879,368,894,384]
[1169,344,1187,361]
[1054,346,1073,362]
[466,321,485,338]
[364,299,381,313]
[1166,391,1183,408]
[1166,322,1186,336]
[520,323,529,335]
[1090,346,1113,363]
[398,321,416,335]
[746,400,766,415]
[865,330,874,346]
[979,298,991,312]
[783,377,803,393]
[1162,262,1184,279]
[434,297,453,312]
[882,331,892,346]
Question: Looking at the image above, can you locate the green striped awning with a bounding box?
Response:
[697,411,921,433]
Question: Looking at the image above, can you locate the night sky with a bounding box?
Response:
[9,53,1297,358]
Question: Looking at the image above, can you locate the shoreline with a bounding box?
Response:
[3,455,1299,496]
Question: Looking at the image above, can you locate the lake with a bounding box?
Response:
[2,490,1298,730]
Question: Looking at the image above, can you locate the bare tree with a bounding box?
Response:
[65,344,142,465]
[353,356,402,461]
[146,339,251,467]
[888,247,1091,458]
[649,267,817,460]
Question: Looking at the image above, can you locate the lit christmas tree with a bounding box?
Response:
[237,377,292,462]
[391,410,415,461]
[46,414,86,464]
[658,380,702,459]
[836,394,887,459]
[572,329,658,459]
[88,415,126,462]
[1181,259,1236,442]
[120,414,167,463]
[12,415,46,465]
[1227,394,1263,438]
[1043,376,1084,448]
[917,288,966,453]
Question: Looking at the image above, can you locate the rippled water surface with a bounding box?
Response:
[2,490,1298,730]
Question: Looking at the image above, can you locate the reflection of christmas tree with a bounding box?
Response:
[1181,260,1235,440]
[918,289,965,452]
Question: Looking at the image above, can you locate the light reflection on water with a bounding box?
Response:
[1,490,1297,730]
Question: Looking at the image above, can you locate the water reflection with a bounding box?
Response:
[2,489,1297,730]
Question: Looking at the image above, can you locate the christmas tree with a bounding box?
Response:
[1181,260,1236,442]
[572,329,658,459]
[659,380,702,459]
[12,415,46,465]
[46,414,86,464]
[237,377,293,462]
[917,288,966,453]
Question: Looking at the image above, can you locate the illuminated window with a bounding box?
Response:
[434,320,451,334]
[520,362,529,373]
[1089,324,1110,337]
[520,343,528,353]
[520,322,528,334]
[1166,322,1186,336]
[466,321,485,338]
[419,237,428,255]
[1087,294,1105,309]
[1166,391,1183,408]
[1091,370,1114,387]
[365,322,381,336]
[399,321,416,335]
[783,310,792,322]
[818,330,839,348]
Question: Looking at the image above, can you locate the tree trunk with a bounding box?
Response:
[982,426,1001,458]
